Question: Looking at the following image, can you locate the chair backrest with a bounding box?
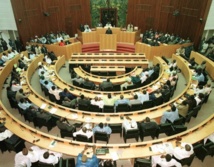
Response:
[72,80,80,87]
[142,100,153,109]
[159,123,173,136]
[185,110,194,123]
[76,134,92,143]
[38,161,55,167]
[103,105,114,113]
[89,104,100,112]
[78,103,90,111]
[180,153,195,166]
[173,117,184,125]
[116,103,130,112]
[134,158,151,167]
[49,93,57,103]
[94,131,109,143]
[153,96,163,106]
[131,103,143,111]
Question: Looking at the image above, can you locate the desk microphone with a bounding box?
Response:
[19,125,25,132]
[33,139,40,143]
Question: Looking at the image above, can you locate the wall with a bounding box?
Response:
[11,0,91,45]
[90,0,128,28]
[126,0,212,48]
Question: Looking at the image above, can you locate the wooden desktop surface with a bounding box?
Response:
[71,53,146,59]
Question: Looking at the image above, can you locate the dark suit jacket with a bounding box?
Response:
[140,121,158,131]
[100,81,113,90]
[56,121,75,132]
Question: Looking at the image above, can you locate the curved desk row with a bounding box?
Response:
[71,53,146,59]
[69,59,149,68]
[135,42,193,60]
[75,56,162,80]
[57,55,167,95]
[21,54,192,125]
[1,53,213,162]
[1,102,213,161]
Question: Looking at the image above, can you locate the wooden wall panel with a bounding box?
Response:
[127,0,212,48]
[11,0,91,45]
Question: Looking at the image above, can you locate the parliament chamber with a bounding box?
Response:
[1,0,214,166]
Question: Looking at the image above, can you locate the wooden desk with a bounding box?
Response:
[1,102,213,160]
[69,59,149,68]
[99,34,117,51]
[30,38,82,60]
[90,66,125,75]
[190,51,214,80]
[77,28,141,44]
[71,53,146,59]
[135,42,193,60]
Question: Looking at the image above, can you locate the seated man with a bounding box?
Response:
[93,123,112,135]
[62,96,77,108]
[173,141,194,160]
[83,78,96,90]
[15,88,30,102]
[56,117,76,132]
[15,148,31,167]
[102,93,118,106]
[122,117,138,132]
[160,105,179,123]
[152,154,181,167]
[176,100,189,117]
[99,78,113,91]
[49,86,62,101]
[39,151,62,165]
[105,27,112,34]
[78,94,91,106]
[120,76,133,91]
[0,123,13,141]
[115,95,130,110]
[76,145,98,167]
[91,96,104,109]
[140,117,158,131]
[136,90,149,104]
[131,75,141,84]
[130,94,141,106]
[73,123,93,139]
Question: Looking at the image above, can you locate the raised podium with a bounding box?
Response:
[99,34,117,51]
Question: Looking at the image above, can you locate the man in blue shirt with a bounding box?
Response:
[93,122,112,135]
[160,105,179,123]
[76,145,98,167]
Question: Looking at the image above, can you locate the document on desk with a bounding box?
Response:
[40,103,47,109]
[49,108,57,114]
[49,140,57,148]
[72,113,78,119]
[110,151,119,161]
[163,142,173,154]
[150,144,165,153]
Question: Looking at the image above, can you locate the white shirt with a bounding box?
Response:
[91,99,104,109]
[26,146,43,163]
[136,92,149,104]
[0,129,13,141]
[122,119,138,132]
[15,152,31,167]
[173,143,194,160]
[11,83,22,92]
[39,151,61,165]
[152,155,182,167]
[49,88,62,100]
[73,123,93,139]
[1,55,9,62]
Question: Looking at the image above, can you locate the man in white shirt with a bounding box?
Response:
[136,90,149,104]
[73,123,93,139]
[122,117,138,132]
[0,123,13,141]
[152,154,181,167]
[39,151,62,165]
[173,142,194,160]
[120,76,133,91]
[91,96,104,109]
[49,86,62,100]
[15,148,32,167]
